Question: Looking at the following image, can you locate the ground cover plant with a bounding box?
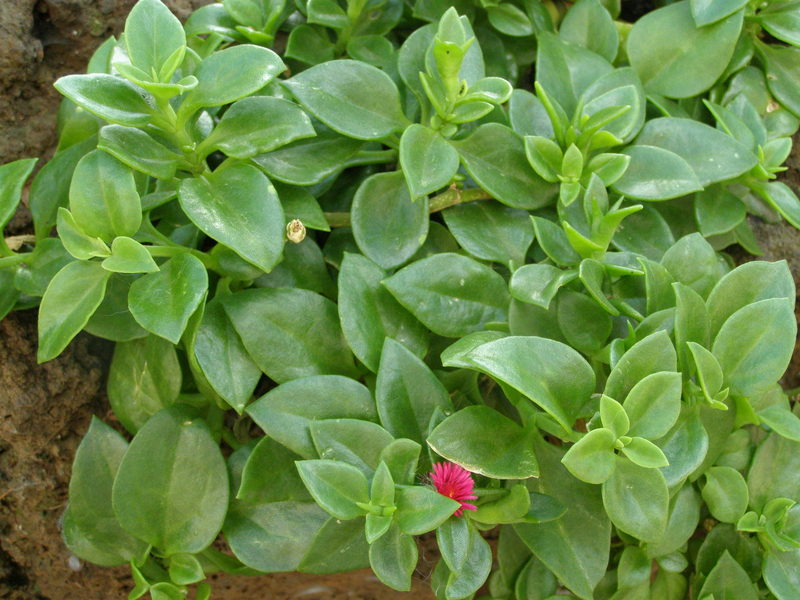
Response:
[1,0,800,598]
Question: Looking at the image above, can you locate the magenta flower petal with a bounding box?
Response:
[430,461,477,517]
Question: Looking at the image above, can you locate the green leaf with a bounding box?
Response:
[124,0,185,80]
[691,0,748,26]
[463,336,595,431]
[198,96,316,159]
[98,125,181,179]
[759,1,800,46]
[168,553,204,585]
[623,372,682,440]
[107,334,181,433]
[559,0,618,62]
[470,484,531,525]
[437,517,470,573]
[224,500,327,572]
[296,459,370,519]
[531,216,581,267]
[84,273,148,342]
[285,24,336,65]
[612,145,701,200]
[557,290,612,355]
[443,525,493,600]
[399,124,459,200]
[128,253,208,344]
[752,181,800,229]
[706,260,794,338]
[307,0,348,28]
[702,466,748,524]
[310,419,394,476]
[299,517,369,573]
[0,158,37,230]
[443,201,533,266]
[428,406,538,479]
[695,186,746,237]
[622,437,669,469]
[252,129,364,185]
[764,547,800,600]
[56,207,110,260]
[54,74,154,126]
[224,288,356,383]
[283,60,408,140]
[351,171,429,270]
[535,31,613,117]
[748,432,800,512]
[112,406,229,555]
[602,457,669,542]
[700,551,759,600]
[659,410,710,488]
[37,261,111,362]
[487,3,533,35]
[605,330,677,403]
[247,375,375,460]
[757,43,800,118]
[101,236,159,274]
[509,264,576,309]
[256,237,334,297]
[178,45,285,119]
[600,395,630,438]
[647,485,702,558]
[13,238,72,297]
[514,439,610,600]
[395,485,459,535]
[179,163,284,272]
[194,299,260,413]
[64,418,149,566]
[561,428,617,484]
[69,150,142,240]
[338,253,429,373]
[376,338,451,444]
[626,1,744,98]
[712,298,796,397]
[633,118,756,186]
[383,253,509,338]
[237,437,310,504]
[452,123,557,210]
[379,439,422,486]
[369,523,418,591]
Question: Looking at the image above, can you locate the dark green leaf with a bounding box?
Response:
[98,125,181,179]
[399,125,459,200]
[351,171,429,270]
[338,253,429,373]
[443,201,533,265]
[452,123,557,210]
[383,253,509,338]
[54,74,154,126]
[247,375,375,459]
[369,523,418,591]
[296,459,369,519]
[0,158,37,229]
[224,288,356,383]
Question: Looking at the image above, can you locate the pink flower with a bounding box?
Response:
[430,462,478,517]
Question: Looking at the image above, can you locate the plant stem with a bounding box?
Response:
[324,186,493,228]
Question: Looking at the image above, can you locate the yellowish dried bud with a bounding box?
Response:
[286,219,306,243]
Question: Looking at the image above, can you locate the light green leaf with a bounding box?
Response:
[112,405,229,555]
[37,261,111,362]
[602,457,669,542]
[399,124,459,200]
[179,163,284,272]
